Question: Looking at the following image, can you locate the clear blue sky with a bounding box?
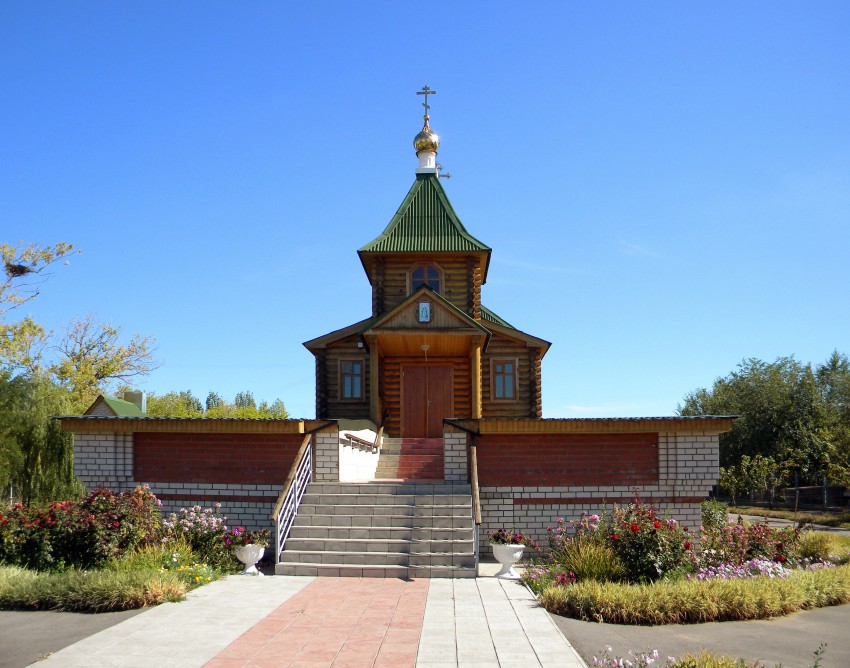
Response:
[3,2,848,418]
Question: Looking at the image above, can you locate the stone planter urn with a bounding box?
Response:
[492,543,525,579]
[234,544,265,576]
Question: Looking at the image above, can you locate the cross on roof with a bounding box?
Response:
[416,85,436,114]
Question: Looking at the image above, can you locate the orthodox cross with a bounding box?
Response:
[417,85,436,114]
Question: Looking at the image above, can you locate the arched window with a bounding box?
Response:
[409,264,441,293]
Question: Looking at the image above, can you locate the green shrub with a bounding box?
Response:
[796,531,835,563]
[0,485,162,571]
[608,497,691,582]
[108,537,196,572]
[539,564,850,624]
[701,499,728,532]
[161,504,238,571]
[696,520,799,569]
[552,533,626,583]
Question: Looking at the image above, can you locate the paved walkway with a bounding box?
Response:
[552,602,850,668]
[30,576,586,668]
[735,514,850,537]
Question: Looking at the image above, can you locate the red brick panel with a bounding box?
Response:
[134,432,303,484]
[475,433,658,486]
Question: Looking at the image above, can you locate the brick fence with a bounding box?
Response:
[444,417,732,554]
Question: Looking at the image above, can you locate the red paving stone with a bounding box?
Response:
[204,578,429,668]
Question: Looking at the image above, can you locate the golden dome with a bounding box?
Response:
[413,115,440,154]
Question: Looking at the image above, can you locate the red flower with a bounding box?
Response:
[653,521,662,529]
[631,523,640,533]
[684,541,692,550]
[611,533,620,540]
[112,522,119,528]
[776,555,787,563]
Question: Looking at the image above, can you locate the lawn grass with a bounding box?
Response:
[732,505,850,529]
[0,565,193,612]
[539,564,850,625]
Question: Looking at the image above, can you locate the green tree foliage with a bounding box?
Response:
[205,391,223,411]
[0,372,83,504]
[148,390,288,419]
[720,455,789,508]
[1,241,158,500]
[233,391,255,409]
[1,242,159,412]
[680,353,850,486]
[1,242,79,319]
[145,391,204,417]
[52,315,158,411]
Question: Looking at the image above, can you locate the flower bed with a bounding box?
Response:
[523,495,850,624]
[0,486,263,612]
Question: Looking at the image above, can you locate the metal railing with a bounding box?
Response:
[271,434,313,562]
[469,442,482,570]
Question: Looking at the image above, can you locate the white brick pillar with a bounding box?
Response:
[313,427,340,481]
[443,425,468,482]
[73,432,134,491]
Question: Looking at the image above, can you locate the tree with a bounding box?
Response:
[146,390,204,417]
[0,315,50,374]
[745,454,789,509]
[1,242,79,319]
[0,371,83,504]
[205,391,224,411]
[147,390,289,419]
[52,315,159,410]
[234,391,256,409]
[0,241,159,500]
[679,353,850,488]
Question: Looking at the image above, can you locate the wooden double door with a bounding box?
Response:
[401,365,453,438]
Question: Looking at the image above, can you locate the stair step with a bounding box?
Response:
[305,482,470,495]
[300,493,471,506]
[285,537,474,553]
[278,481,476,578]
[274,563,477,578]
[290,526,475,541]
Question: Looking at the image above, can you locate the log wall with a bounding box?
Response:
[369,254,483,317]
[481,333,540,419]
[321,334,371,420]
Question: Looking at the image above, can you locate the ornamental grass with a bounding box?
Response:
[0,565,189,612]
[539,564,850,625]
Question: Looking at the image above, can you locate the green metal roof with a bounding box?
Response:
[102,396,145,417]
[359,173,491,254]
[480,305,515,330]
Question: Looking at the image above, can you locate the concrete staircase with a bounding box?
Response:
[374,438,444,480]
[275,482,476,578]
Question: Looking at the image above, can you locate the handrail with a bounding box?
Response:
[271,433,312,519]
[341,432,379,450]
[469,442,482,525]
[271,433,314,561]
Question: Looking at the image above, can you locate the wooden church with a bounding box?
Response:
[65,88,731,576]
[304,89,550,438]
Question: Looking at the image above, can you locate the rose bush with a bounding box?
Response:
[0,485,162,571]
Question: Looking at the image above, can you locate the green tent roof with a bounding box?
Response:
[480,306,515,330]
[359,173,491,254]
